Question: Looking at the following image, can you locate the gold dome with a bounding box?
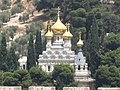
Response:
[63,23,73,39]
[77,32,83,47]
[45,25,53,39]
[51,7,67,34]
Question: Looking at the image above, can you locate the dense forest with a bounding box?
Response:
[0,0,120,89]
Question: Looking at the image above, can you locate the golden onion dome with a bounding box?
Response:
[51,7,67,34]
[77,32,84,47]
[45,25,53,39]
[63,23,73,39]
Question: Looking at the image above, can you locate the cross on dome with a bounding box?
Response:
[57,7,61,17]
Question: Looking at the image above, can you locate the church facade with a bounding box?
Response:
[18,8,95,89]
[38,8,95,89]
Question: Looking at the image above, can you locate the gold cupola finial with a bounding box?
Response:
[63,23,73,39]
[77,32,84,47]
[51,7,67,34]
[45,21,53,39]
[57,7,60,17]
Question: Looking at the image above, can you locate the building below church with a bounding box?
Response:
[18,7,95,90]
[100,0,114,4]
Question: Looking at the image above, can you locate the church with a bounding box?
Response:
[18,7,95,89]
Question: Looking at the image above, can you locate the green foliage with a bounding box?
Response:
[96,65,120,87]
[70,8,86,17]
[0,11,10,23]
[19,12,29,23]
[0,0,11,10]
[0,33,8,71]
[2,0,11,5]
[35,30,42,64]
[14,69,32,88]
[27,34,36,70]
[71,17,86,28]
[26,20,43,35]
[100,47,120,67]
[96,33,120,87]
[5,26,18,39]
[103,33,120,50]
[0,71,3,85]
[33,0,53,12]
[29,66,50,85]
[102,13,120,33]
[3,72,18,86]
[52,64,75,90]
[7,46,18,71]
[14,35,28,55]
[114,0,120,14]
[10,3,24,15]
[86,15,100,76]
[0,4,8,10]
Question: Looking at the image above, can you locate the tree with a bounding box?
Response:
[20,12,29,23]
[0,71,3,85]
[14,69,32,88]
[7,46,18,71]
[32,0,53,12]
[27,34,36,70]
[103,33,120,51]
[0,0,11,10]
[102,13,120,33]
[11,5,21,15]
[15,35,28,56]
[0,20,3,28]
[114,0,120,14]
[96,65,120,87]
[35,30,42,64]
[0,4,8,10]
[3,72,18,86]
[52,64,75,90]
[86,14,100,77]
[2,0,11,6]
[6,26,18,40]
[0,11,10,23]
[0,33,8,71]
[29,66,50,85]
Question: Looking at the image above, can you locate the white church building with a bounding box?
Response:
[18,7,95,89]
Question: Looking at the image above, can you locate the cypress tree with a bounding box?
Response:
[0,33,8,71]
[27,34,36,70]
[7,46,18,71]
[86,15,100,77]
[35,30,42,64]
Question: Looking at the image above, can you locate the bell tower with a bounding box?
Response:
[74,32,95,90]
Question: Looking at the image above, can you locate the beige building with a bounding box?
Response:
[100,0,114,4]
[0,86,21,90]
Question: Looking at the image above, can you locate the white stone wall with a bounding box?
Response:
[98,87,120,90]
[29,86,55,90]
[63,87,90,90]
[0,86,21,90]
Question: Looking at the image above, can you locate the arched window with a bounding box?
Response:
[48,65,51,71]
[23,64,25,69]
[57,37,59,40]
[78,65,80,70]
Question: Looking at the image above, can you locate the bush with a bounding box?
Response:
[0,11,10,23]
[0,4,8,10]
[11,5,21,15]
[19,12,29,23]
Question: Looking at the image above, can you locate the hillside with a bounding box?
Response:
[0,0,120,88]
[0,0,47,34]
